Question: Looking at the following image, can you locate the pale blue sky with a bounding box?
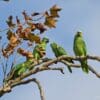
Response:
[0,0,100,100]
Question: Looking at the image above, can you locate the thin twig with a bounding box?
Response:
[88,65,100,78]
[3,58,9,81]
[1,62,5,80]
[33,78,45,100]
[56,55,100,62]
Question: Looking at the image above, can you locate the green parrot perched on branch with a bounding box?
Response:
[73,31,89,73]
[50,42,73,73]
[5,37,49,82]
[33,37,49,60]
[5,59,34,82]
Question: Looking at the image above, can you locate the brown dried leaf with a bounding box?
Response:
[44,16,57,28]
[3,44,16,58]
[16,16,21,25]
[31,24,36,31]
[17,48,34,59]
[7,30,13,40]
[9,35,18,44]
[18,27,40,43]
[27,22,36,31]
[3,31,20,57]
[44,11,50,17]
[22,11,33,21]
[17,48,27,56]
[16,24,23,34]
[28,33,41,43]
[6,16,16,28]
[31,12,40,16]
[35,23,47,33]
[18,27,31,39]
[2,48,9,58]
[50,5,61,17]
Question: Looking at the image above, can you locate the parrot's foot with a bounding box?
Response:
[54,57,59,64]
[42,58,52,62]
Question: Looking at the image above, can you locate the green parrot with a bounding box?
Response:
[5,59,34,82]
[33,37,49,60]
[73,31,89,73]
[50,42,73,73]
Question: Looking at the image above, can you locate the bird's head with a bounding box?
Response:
[76,31,83,37]
[50,42,57,48]
[42,37,49,43]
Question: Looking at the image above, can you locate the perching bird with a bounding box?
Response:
[50,42,73,73]
[33,37,49,60]
[5,59,33,82]
[73,31,89,73]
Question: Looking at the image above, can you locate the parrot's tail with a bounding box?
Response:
[80,60,89,73]
[67,65,72,73]
[61,60,72,73]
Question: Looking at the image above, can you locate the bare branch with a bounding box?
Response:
[52,55,100,62]
[5,55,100,83]
[34,78,45,100]
[88,65,100,78]
[60,59,100,78]
[1,61,5,80]
[13,78,46,100]
[14,67,64,82]
[1,55,100,97]
[0,78,46,100]
[0,66,64,97]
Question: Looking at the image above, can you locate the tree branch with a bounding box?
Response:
[13,78,45,100]
[0,78,46,100]
[0,67,64,97]
[88,65,100,78]
[1,55,100,97]
[52,55,100,62]
[33,78,45,100]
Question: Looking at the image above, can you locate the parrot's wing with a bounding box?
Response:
[57,46,67,55]
[50,43,59,57]
[73,33,88,73]
[81,39,87,56]
[74,36,87,56]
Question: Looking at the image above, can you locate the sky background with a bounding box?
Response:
[0,0,100,100]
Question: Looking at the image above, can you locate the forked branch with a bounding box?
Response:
[0,55,100,98]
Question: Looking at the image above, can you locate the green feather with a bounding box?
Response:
[5,59,34,82]
[33,37,49,60]
[73,31,89,73]
[50,42,73,73]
